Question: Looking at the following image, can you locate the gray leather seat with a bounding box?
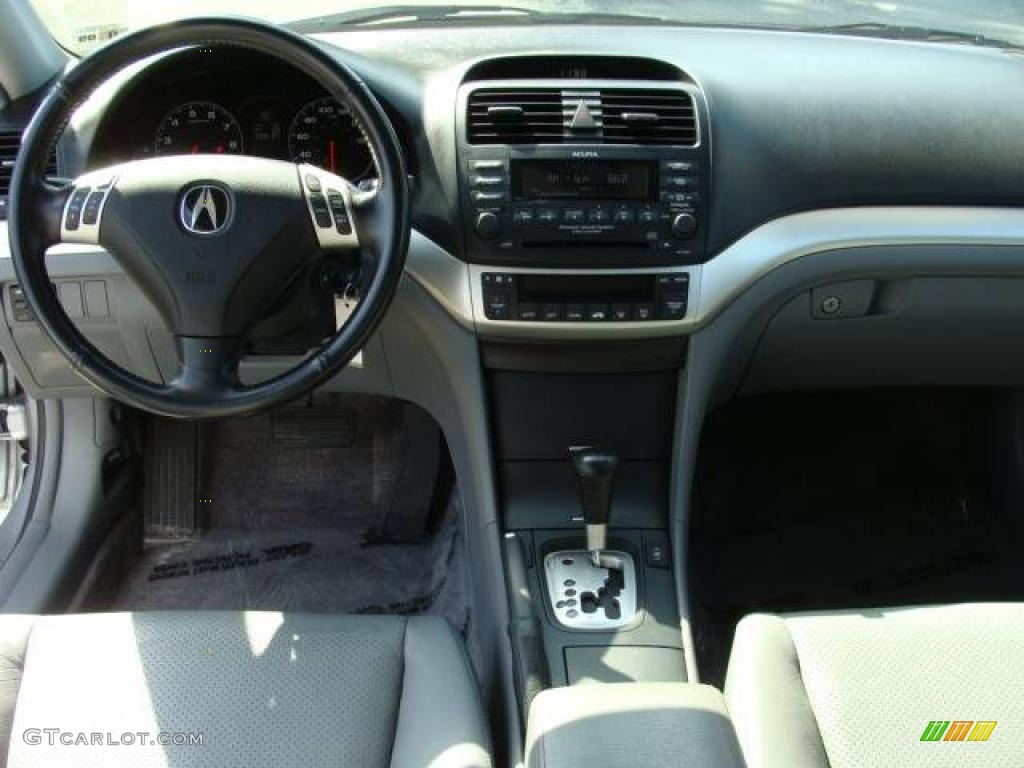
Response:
[0,611,491,768]
[725,603,1024,768]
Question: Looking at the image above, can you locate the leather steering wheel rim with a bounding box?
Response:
[8,17,410,419]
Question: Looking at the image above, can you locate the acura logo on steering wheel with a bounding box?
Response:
[180,184,231,235]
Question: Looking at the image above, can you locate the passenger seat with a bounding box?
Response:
[725,603,1024,768]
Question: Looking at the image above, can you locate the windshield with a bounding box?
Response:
[29,0,1024,55]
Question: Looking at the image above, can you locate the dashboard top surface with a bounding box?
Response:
[10,21,1024,261]
[305,23,1024,256]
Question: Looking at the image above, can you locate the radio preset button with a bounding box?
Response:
[563,209,585,225]
[474,211,501,239]
[638,206,658,223]
[512,208,534,225]
[588,207,609,224]
[537,208,558,224]
[587,304,610,321]
[612,206,635,224]
[663,161,694,172]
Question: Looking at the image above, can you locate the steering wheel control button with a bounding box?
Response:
[82,191,106,226]
[326,190,351,234]
[299,166,361,250]
[307,193,330,228]
[64,187,91,231]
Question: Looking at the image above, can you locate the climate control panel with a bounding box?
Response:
[479,272,689,323]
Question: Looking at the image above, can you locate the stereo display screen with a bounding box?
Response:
[512,160,655,201]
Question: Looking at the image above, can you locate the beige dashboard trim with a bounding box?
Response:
[6,207,1024,340]
[408,206,1024,339]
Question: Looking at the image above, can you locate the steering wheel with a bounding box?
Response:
[8,18,410,419]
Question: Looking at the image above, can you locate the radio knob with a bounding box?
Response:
[671,212,697,239]
[474,211,500,239]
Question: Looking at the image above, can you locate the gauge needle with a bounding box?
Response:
[191,144,200,154]
[328,139,337,173]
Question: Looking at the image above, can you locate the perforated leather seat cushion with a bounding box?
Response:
[725,603,1024,768]
[0,612,491,768]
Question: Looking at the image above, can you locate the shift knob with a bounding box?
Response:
[570,447,619,526]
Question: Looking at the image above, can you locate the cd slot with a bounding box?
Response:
[521,241,652,251]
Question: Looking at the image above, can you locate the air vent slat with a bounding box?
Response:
[601,88,697,146]
[467,87,697,146]
[0,130,59,219]
[468,88,564,144]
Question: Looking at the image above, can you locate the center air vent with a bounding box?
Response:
[466,87,697,146]
[601,89,697,145]
[0,131,59,219]
[467,89,564,144]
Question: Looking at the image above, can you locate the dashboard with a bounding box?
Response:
[6,21,1024,400]
[90,48,378,184]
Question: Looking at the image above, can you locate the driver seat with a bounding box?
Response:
[0,612,491,768]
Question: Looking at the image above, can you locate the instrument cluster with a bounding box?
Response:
[91,49,378,184]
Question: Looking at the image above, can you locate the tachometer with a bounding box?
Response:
[154,101,244,156]
[287,97,375,181]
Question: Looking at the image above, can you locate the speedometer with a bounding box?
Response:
[154,101,244,156]
[287,97,375,181]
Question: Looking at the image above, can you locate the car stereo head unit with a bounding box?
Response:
[457,82,709,268]
[461,147,704,268]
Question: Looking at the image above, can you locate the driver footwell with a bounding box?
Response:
[74,397,470,634]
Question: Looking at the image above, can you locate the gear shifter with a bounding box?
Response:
[543,446,636,630]
[569,446,619,567]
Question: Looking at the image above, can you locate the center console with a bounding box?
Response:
[461,67,702,700]
[457,78,709,335]
[526,683,744,768]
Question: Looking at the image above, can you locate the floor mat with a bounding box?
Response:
[689,390,1024,685]
[102,399,469,632]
